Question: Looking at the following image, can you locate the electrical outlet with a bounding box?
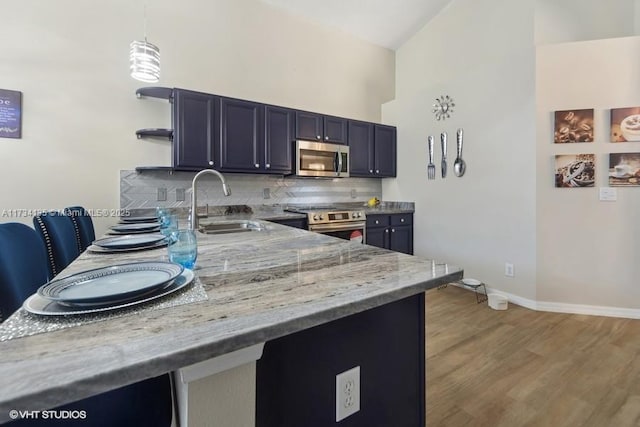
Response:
[263,188,270,199]
[350,189,357,199]
[336,366,360,422]
[505,262,515,277]
[176,188,186,202]
[157,187,167,201]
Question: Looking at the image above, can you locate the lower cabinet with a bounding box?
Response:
[366,213,413,255]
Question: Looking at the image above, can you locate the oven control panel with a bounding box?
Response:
[308,210,366,225]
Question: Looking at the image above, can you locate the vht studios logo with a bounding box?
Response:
[9,410,87,420]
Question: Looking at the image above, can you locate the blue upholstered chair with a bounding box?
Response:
[33,211,81,278]
[64,206,96,251]
[0,222,173,426]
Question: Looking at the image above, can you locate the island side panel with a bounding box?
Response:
[256,293,425,427]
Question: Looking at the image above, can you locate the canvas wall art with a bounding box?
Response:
[610,107,640,142]
[555,154,595,188]
[608,152,640,186]
[553,109,594,143]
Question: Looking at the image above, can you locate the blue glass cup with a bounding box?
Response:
[160,214,178,238]
[168,229,197,270]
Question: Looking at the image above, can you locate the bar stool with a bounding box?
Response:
[33,211,81,278]
[64,206,96,251]
[0,222,173,426]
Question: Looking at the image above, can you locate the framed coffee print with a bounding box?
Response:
[608,152,640,186]
[610,107,640,142]
[555,154,595,188]
[0,89,22,139]
[553,109,594,143]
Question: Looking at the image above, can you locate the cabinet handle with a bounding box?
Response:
[266,163,270,169]
[375,220,379,224]
[208,161,214,166]
[385,229,389,233]
[401,218,405,223]
[325,136,329,140]
[369,169,373,174]
[376,169,380,174]
[316,135,321,140]
[255,163,260,168]
[391,228,395,233]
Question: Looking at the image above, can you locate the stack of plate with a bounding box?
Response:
[89,233,167,253]
[109,221,161,235]
[24,261,195,315]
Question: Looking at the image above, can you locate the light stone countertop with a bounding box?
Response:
[0,217,460,419]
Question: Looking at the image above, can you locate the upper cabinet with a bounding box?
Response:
[172,89,218,170]
[136,87,394,177]
[348,121,396,178]
[295,111,347,144]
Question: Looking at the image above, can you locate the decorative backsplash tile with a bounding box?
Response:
[120,170,382,209]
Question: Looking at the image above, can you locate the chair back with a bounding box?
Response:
[64,206,96,251]
[0,223,49,321]
[33,211,81,278]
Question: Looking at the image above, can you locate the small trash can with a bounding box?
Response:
[488,293,508,310]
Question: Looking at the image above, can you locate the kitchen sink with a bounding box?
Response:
[198,220,266,235]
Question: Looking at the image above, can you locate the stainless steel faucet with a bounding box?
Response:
[189,169,232,230]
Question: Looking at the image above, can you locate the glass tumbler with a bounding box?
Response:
[160,214,178,238]
[168,229,198,270]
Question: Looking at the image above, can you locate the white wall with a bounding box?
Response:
[535,0,637,45]
[0,0,394,235]
[536,36,640,310]
[383,0,538,299]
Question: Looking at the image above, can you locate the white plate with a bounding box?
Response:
[38,261,183,305]
[461,278,482,286]
[24,269,195,316]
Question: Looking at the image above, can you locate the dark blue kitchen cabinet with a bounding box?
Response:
[295,111,347,144]
[218,97,264,172]
[172,89,218,170]
[348,122,396,178]
[264,106,294,174]
[366,213,413,255]
[348,121,375,176]
[217,100,293,174]
[269,217,307,230]
[374,124,397,177]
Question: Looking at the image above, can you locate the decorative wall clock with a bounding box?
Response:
[433,95,455,121]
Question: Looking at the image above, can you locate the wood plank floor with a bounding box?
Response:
[425,285,640,427]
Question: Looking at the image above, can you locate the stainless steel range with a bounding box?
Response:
[285,206,366,243]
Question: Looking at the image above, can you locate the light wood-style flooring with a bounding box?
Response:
[425,285,640,427]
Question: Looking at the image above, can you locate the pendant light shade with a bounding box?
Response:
[130,39,160,82]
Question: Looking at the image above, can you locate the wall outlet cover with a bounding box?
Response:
[336,366,360,422]
[157,187,167,201]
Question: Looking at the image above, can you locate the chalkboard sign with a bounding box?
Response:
[0,89,22,139]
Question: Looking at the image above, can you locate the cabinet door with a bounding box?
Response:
[295,111,323,141]
[366,227,388,249]
[323,116,348,144]
[218,98,264,172]
[374,125,397,177]
[264,106,294,174]
[173,89,217,170]
[348,120,374,177]
[390,225,413,255]
[269,218,307,229]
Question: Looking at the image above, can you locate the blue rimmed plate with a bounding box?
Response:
[37,261,184,306]
[25,269,195,316]
[110,222,160,232]
[93,234,166,249]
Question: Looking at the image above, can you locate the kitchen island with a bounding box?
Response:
[0,218,461,425]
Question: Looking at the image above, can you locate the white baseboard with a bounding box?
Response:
[450,283,640,319]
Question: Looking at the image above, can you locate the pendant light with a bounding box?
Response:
[129,6,160,83]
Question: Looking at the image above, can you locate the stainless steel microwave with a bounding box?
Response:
[294,140,349,178]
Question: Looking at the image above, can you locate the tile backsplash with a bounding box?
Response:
[120,170,382,209]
